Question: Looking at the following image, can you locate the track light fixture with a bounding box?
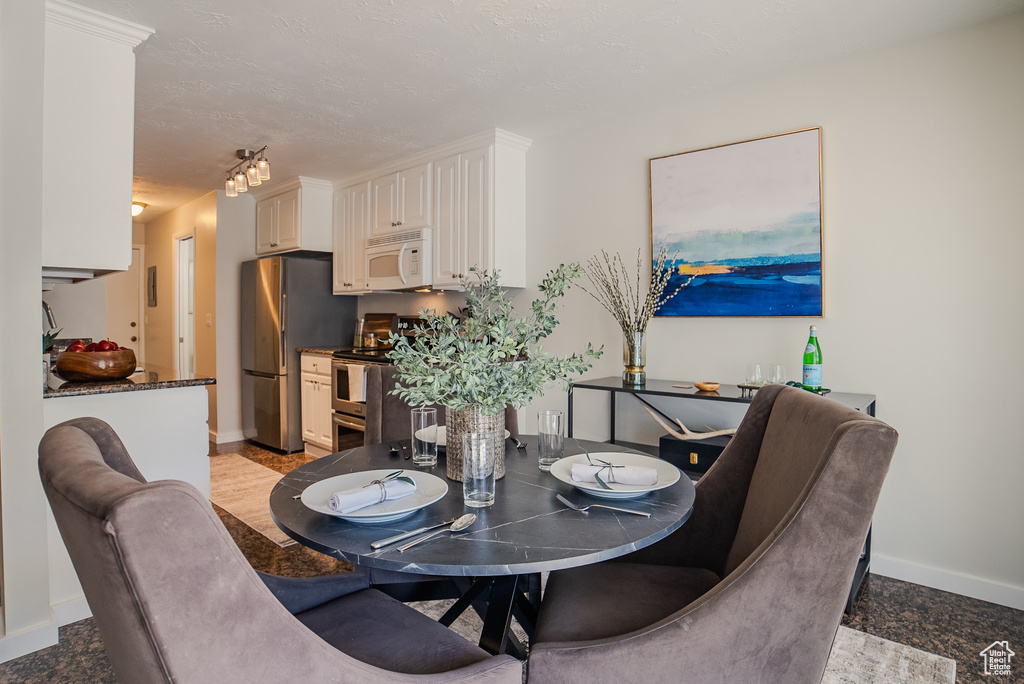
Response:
[225,146,270,197]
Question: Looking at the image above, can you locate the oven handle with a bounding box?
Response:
[333,412,365,431]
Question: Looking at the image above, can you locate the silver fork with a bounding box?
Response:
[510,436,527,453]
[556,493,651,517]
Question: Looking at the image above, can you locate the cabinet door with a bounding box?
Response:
[371,173,399,235]
[275,188,301,250]
[314,375,334,449]
[300,372,319,444]
[398,162,432,231]
[256,197,277,254]
[334,183,370,293]
[433,154,463,288]
[462,146,492,276]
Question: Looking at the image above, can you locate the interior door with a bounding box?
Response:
[105,245,144,363]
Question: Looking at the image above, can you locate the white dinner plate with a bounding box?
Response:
[549,452,681,500]
[416,425,510,448]
[300,470,448,523]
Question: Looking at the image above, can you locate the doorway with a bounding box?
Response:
[177,234,195,379]
[105,245,145,365]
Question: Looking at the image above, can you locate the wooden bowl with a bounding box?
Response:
[694,381,720,391]
[56,350,137,382]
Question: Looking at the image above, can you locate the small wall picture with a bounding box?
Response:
[147,266,157,307]
[650,127,823,317]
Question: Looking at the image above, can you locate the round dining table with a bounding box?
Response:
[270,435,696,656]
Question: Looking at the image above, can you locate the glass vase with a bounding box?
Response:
[622,330,646,386]
[445,406,506,482]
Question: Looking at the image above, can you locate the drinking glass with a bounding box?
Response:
[746,363,764,387]
[411,408,438,467]
[768,364,786,385]
[462,432,496,508]
[537,410,565,471]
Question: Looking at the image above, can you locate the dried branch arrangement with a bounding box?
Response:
[577,246,690,333]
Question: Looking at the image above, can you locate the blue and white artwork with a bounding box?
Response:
[650,128,822,317]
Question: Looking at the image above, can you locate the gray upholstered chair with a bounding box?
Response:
[364,364,519,446]
[39,417,521,684]
[528,384,898,684]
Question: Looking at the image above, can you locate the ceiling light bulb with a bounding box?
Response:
[256,156,270,181]
[245,163,261,186]
[131,202,147,217]
[234,169,248,193]
[225,176,237,198]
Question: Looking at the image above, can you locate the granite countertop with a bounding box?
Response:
[297,347,341,355]
[44,368,216,399]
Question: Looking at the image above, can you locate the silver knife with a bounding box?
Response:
[370,518,457,550]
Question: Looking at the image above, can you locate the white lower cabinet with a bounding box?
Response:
[300,354,333,453]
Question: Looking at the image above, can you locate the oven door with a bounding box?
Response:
[332,411,366,452]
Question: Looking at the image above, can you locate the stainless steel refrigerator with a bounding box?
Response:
[241,255,355,452]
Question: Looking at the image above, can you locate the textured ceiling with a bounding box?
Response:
[69,0,1024,221]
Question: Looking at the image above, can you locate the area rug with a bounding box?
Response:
[823,626,956,684]
[209,454,295,547]
[409,600,955,684]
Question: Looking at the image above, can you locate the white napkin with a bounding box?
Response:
[347,364,367,402]
[329,479,417,514]
[571,464,658,486]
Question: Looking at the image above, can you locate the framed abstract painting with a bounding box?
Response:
[650,127,823,317]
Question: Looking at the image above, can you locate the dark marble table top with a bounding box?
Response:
[270,436,696,577]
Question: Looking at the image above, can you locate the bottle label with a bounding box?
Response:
[803,364,822,387]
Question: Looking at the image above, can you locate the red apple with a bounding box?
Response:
[97,339,117,352]
[66,342,86,352]
[118,346,130,351]
[84,342,100,352]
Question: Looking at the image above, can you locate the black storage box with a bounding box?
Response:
[658,434,731,479]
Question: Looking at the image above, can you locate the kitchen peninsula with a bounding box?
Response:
[42,371,215,625]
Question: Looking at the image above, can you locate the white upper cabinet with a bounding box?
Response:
[42,1,153,279]
[253,178,332,255]
[431,134,529,290]
[333,182,371,294]
[371,162,433,236]
[337,129,530,292]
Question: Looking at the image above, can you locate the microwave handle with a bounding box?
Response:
[397,243,408,285]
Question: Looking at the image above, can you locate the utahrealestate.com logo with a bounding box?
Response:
[980,641,1014,676]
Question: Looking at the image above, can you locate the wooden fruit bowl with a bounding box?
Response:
[56,350,137,382]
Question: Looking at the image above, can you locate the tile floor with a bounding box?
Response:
[2,440,1020,683]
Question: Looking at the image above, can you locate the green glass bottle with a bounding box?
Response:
[802,325,823,391]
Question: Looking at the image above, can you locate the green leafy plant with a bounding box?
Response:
[388,266,603,414]
[43,328,63,353]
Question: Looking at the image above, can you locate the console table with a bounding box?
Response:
[566,376,877,612]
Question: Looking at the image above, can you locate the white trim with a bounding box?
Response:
[0,622,58,664]
[45,0,154,47]
[333,128,533,189]
[52,597,92,626]
[872,554,1024,611]
[213,428,246,444]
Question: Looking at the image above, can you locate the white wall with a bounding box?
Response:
[214,192,256,443]
[520,14,1024,608]
[0,0,55,659]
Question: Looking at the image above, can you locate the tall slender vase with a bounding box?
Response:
[622,330,646,386]
[445,406,506,482]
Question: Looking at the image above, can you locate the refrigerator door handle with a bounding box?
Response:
[280,292,287,369]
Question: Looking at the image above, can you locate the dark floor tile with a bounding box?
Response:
[842,573,1024,683]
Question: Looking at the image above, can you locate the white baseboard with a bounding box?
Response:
[211,428,245,444]
[872,553,1024,610]
[0,621,58,664]
[52,596,92,627]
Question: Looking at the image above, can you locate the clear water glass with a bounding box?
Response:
[537,410,565,471]
[462,432,496,508]
[768,364,786,385]
[746,363,764,387]
[411,408,437,467]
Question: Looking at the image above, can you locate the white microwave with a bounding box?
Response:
[364,228,433,291]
